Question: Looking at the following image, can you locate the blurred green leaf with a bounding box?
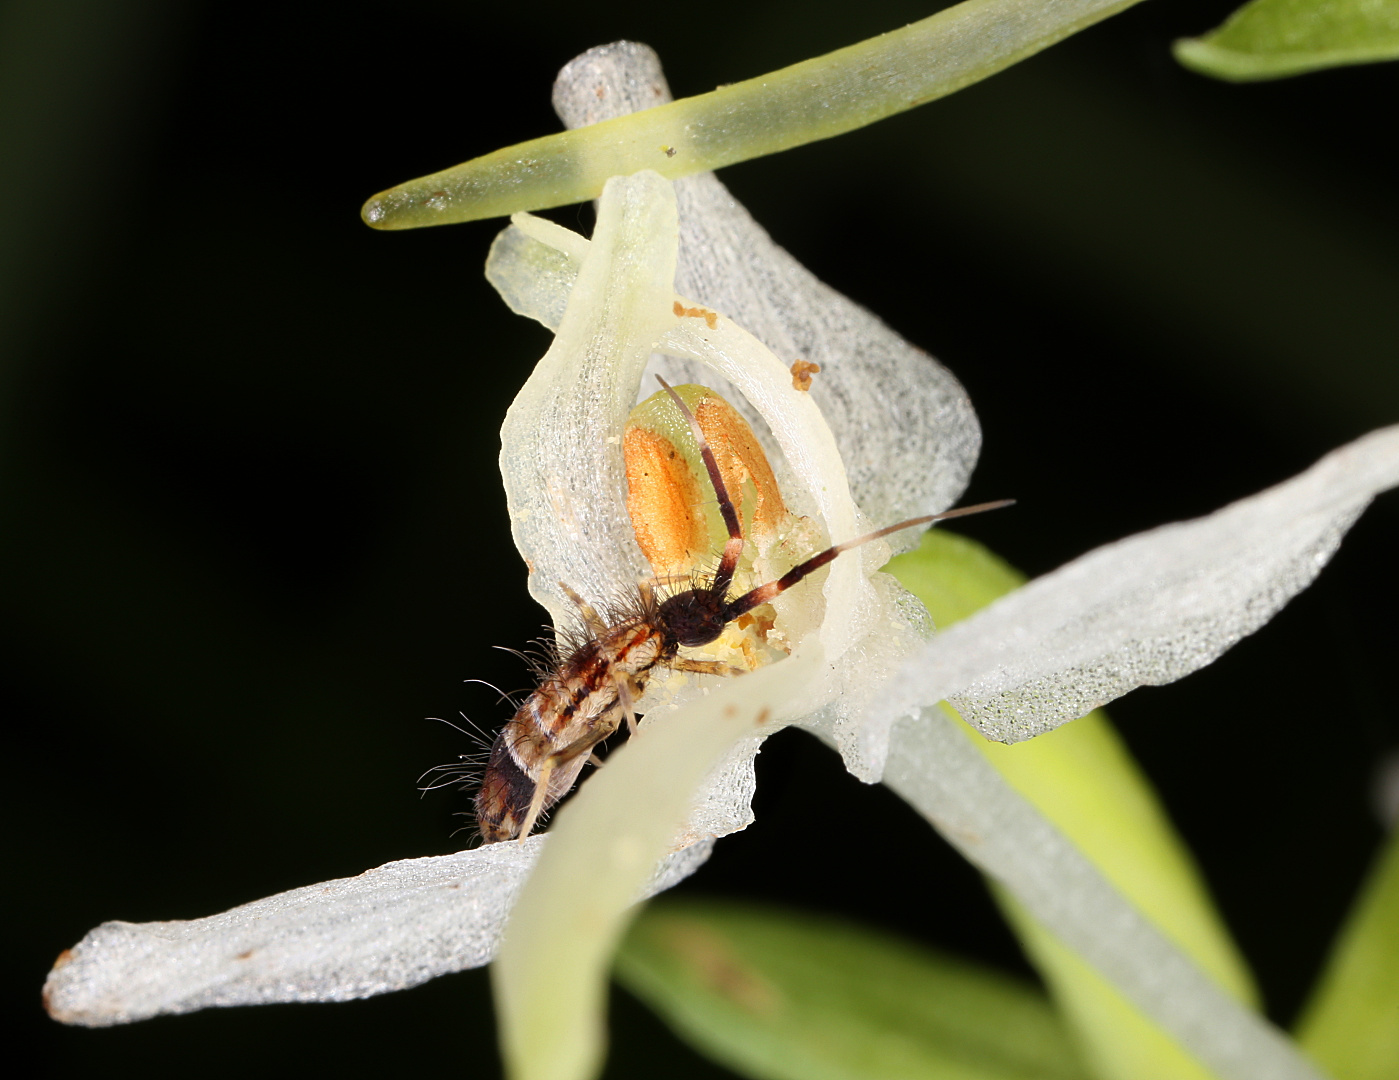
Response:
[1174,0,1399,81]
[888,530,1260,1079]
[617,899,1091,1080]
[1294,827,1399,1080]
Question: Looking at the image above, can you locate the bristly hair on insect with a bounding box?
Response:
[417,713,495,794]
[462,377,1012,844]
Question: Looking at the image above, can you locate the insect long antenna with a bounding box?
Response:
[725,499,1015,619]
[655,376,745,594]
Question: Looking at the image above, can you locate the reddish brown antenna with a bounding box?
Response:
[655,376,745,594]
[724,499,1015,620]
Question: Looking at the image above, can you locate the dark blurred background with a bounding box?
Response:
[4,1,1396,1076]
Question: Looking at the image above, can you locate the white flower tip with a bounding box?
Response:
[44,922,158,1027]
[552,41,672,130]
[44,947,82,1023]
[877,423,1399,746]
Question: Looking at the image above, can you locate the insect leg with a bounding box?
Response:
[515,721,619,840]
[669,657,747,678]
[614,670,641,737]
[516,759,555,842]
[558,581,608,638]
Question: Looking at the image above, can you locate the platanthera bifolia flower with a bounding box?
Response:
[45,42,1396,1080]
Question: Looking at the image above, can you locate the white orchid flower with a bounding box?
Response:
[44,40,1398,1080]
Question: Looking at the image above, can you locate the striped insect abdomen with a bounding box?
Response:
[475,621,669,843]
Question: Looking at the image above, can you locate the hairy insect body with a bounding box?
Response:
[475,616,671,843]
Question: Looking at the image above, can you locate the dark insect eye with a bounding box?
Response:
[658,589,728,648]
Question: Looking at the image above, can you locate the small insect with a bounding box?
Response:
[471,378,1010,843]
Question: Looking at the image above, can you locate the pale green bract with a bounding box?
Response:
[360,0,1145,229]
[1175,0,1399,81]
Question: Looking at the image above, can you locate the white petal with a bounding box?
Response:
[552,42,980,545]
[496,647,823,1080]
[498,170,678,624]
[884,709,1324,1080]
[43,838,712,1027]
[488,218,865,638]
[876,425,1399,746]
[484,212,586,329]
[486,218,931,778]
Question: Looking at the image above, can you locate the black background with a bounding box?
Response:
[4,1,1397,1076]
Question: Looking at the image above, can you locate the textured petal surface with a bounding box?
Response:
[552,42,980,547]
[876,425,1399,746]
[43,838,712,1027]
[883,709,1324,1080]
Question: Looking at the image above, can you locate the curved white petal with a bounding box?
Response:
[553,41,981,545]
[43,838,712,1027]
[875,425,1399,747]
[485,213,585,329]
[498,170,678,624]
[885,709,1325,1080]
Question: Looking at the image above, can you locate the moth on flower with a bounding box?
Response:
[43,41,1399,1080]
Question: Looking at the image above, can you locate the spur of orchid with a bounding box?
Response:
[44,20,1399,1080]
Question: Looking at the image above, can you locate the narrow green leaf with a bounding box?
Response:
[1294,828,1399,1080]
[361,0,1142,230]
[887,530,1261,1080]
[617,899,1091,1080]
[1174,0,1399,82]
